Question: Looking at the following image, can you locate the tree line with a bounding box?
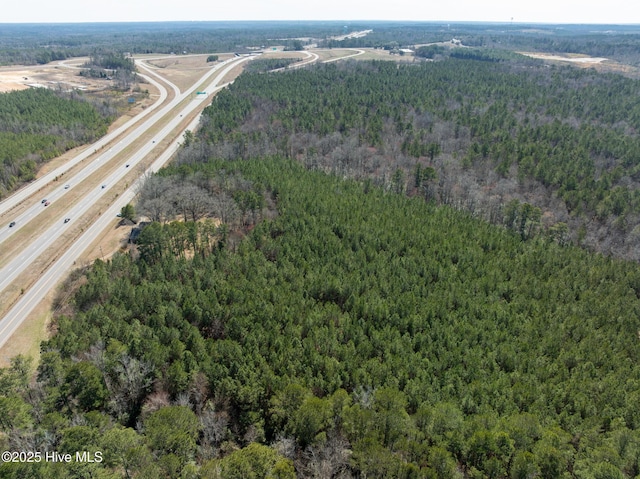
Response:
[0,88,111,199]
[194,57,640,260]
[0,22,349,66]
[4,21,639,67]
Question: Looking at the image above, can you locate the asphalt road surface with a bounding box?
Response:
[0,55,255,351]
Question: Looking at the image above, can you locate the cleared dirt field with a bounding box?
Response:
[518,51,640,77]
[349,49,417,63]
[144,53,236,92]
[314,48,417,63]
[0,59,114,93]
[520,52,607,64]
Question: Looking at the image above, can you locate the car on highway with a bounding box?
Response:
[101,184,106,189]
[64,218,71,223]
[125,164,130,168]
[44,201,50,206]
[41,199,47,204]
[9,221,16,228]
[64,184,70,189]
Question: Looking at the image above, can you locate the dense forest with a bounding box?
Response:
[1,157,640,477]
[0,88,112,198]
[316,23,640,65]
[181,56,640,260]
[0,22,350,66]
[4,21,640,479]
[3,22,640,66]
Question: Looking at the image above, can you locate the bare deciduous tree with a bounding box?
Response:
[296,433,353,479]
[179,184,216,222]
[201,403,229,456]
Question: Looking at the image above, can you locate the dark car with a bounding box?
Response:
[64,218,71,223]
[9,221,15,227]
[41,199,47,204]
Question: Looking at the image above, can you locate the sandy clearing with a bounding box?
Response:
[517,51,640,77]
[0,64,110,93]
[519,52,608,63]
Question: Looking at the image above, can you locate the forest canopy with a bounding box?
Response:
[4,21,640,478]
[3,21,640,66]
[0,87,111,198]
[193,57,640,260]
[2,157,640,477]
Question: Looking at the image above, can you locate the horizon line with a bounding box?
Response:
[1,19,640,26]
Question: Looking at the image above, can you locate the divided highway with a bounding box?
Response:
[0,69,171,221]
[0,54,255,351]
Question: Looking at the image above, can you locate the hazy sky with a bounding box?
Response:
[3,0,638,24]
